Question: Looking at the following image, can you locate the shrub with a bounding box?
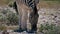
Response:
[0,8,19,25]
[39,23,60,34]
[7,12,19,25]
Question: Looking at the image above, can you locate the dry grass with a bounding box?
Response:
[0,0,60,8]
[37,1,60,9]
[0,0,13,6]
[6,26,19,30]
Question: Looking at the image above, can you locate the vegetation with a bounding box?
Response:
[0,9,18,26]
[7,11,19,25]
[39,23,60,34]
[0,25,6,31]
[0,0,14,6]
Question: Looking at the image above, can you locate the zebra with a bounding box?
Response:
[9,0,39,32]
[9,0,39,14]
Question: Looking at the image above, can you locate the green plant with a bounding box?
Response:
[0,8,19,25]
[0,13,7,22]
[7,11,18,25]
[39,23,60,34]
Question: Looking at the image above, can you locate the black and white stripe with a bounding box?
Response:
[12,0,39,14]
[16,0,39,8]
[23,0,38,9]
[28,0,34,8]
[16,0,39,9]
[26,0,35,9]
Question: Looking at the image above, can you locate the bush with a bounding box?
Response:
[0,8,19,25]
[7,12,19,25]
[0,13,7,22]
[39,23,60,34]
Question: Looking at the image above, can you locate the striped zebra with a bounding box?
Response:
[12,0,39,14]
[11,0,39,32]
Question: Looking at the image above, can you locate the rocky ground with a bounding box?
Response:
[37,8,60,27]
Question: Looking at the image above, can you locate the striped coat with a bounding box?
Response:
[15,0,39,30]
